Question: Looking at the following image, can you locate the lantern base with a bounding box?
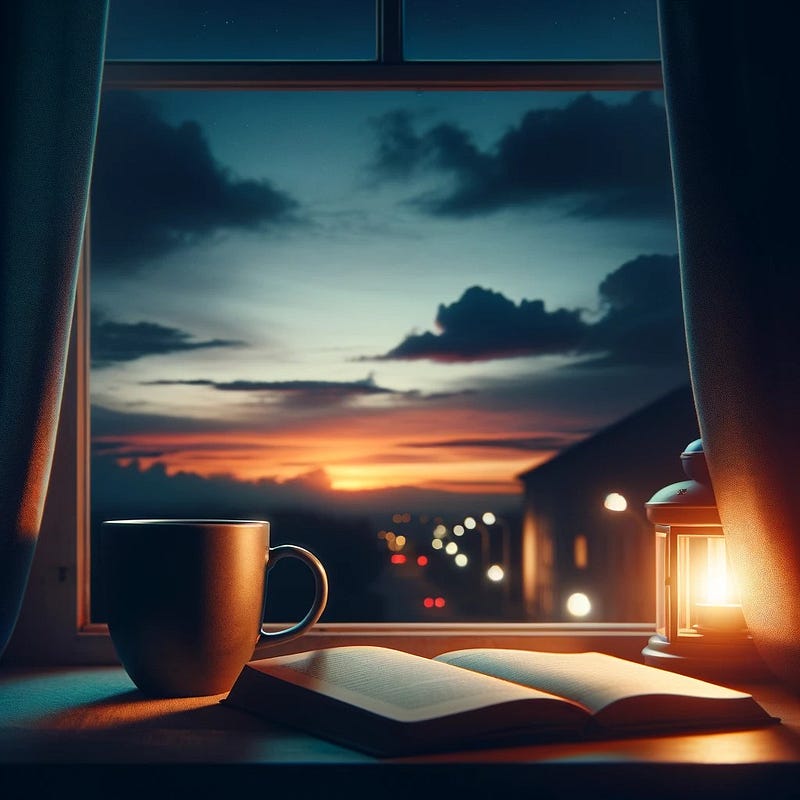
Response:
[642,634,772,683]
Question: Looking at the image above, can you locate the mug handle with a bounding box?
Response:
[259,544,329,646]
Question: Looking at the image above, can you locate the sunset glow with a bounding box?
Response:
[94,424,558,494]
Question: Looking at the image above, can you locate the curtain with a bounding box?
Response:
[658,0,800,689]
[0,1,108,659]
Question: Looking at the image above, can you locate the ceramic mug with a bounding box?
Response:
[100,519,328,697]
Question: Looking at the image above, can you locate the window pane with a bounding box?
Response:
[88,89,683,624]
[404,0,661,61]
[105,0,376,60]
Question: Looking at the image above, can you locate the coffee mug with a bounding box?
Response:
[100,519,328,697]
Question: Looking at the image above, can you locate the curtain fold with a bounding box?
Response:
[0,1,109,659]
[658,0,800,689]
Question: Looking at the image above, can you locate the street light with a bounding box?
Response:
[487,564,505,583]
[482,512,511,579]
[603,492,628,512]
[602,488,651,621]
[470,517,490,567]
[567,592,592,617]
[468,512,512,604]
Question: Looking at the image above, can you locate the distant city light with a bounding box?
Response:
[431,539,443,550]
[390,554,406,565]
[417,555,428,566]
[487,564,505,582]
[454,553,468,567]
[482,512,496,526]
[453,524,465,536]
[566,592,592,617]
[445,541,458,555]
[604,492,628,512]
[386,531,402,552]
[464,516,477,530]
[433,524,447,539]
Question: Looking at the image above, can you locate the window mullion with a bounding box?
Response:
[377,0,403,64]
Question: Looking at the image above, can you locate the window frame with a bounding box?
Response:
[3,11,664,665]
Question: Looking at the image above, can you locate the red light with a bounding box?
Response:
[391,554,406,565]
[416,555,428,566]
[434,597,446,608]
[423,597,434,608]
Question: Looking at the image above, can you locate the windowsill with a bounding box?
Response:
[2,662,799,799]
[4,622,656,666]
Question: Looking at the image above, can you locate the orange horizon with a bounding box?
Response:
[93,427,563,495]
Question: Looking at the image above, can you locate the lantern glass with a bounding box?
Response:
[674,529,743,637]
[655,528,667,638]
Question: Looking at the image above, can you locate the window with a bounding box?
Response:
[574,535,589,569]
[10,1,675,664]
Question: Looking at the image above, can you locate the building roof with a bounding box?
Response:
[517,384,697,485]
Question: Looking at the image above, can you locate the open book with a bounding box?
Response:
[223,646,776,757]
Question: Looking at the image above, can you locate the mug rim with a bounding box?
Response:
[102,519,269,527]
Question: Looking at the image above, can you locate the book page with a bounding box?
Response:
[435,649,757,718]
[247,646,578,723]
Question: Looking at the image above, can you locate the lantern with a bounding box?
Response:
[642,440,766,680]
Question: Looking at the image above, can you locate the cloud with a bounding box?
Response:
[406,435,578,452]
[578,254,687,365]
[90,405,231,438]
[370,92,673,219]
[366,254,686,366]
[90,453,518,521]
[142,373,402,407]
[91,439,270,461]
[372,286,588,363]
[91,310,245,368]
[90,91,299,271]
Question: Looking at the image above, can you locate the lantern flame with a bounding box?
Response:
[704,538,733,605]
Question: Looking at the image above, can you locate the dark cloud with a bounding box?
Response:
[90,91,299,271]
[367,254,686,367]
[90,404,236,438]
[143,373,401,407]
[374,286,588,363]
[578,254,687,365]
[91,439,269,461]
[91,310,245,368]
[370,92,673,219]
[406,435,577,452]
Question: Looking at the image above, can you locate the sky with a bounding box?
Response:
[89,1,685,518]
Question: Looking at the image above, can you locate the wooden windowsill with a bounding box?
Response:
[2,662,800,799]
[4,622,656,665]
